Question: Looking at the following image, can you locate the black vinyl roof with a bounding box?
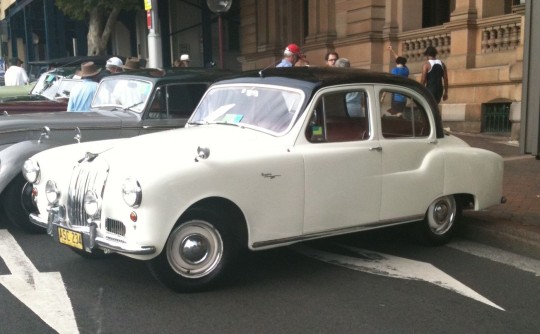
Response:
[99,67,238,84]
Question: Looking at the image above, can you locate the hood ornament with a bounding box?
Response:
[78,152,99,163]
[38,126,50,144]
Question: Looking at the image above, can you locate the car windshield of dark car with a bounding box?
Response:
[40,78,82,101]
[30,67,79,97]
[92,78,152,113]
[189,85,304,135]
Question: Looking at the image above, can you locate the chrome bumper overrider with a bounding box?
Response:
[43,205,156,255]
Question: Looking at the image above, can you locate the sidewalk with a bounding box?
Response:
[453,132,540,260]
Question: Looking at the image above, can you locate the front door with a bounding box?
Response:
[297,87,382,234]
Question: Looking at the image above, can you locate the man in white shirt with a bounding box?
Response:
[4,57,29,86]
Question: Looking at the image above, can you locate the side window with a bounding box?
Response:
[146,84,208,120]
[306,90,370,143]
[379,89,431,138]
[148,88,165,119]
[166,84,208,119]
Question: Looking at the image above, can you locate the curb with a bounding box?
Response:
[459,214,540,261]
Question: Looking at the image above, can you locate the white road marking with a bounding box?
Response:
[448,240,540,276]
[291,243,505,311]
[0,230,79,334]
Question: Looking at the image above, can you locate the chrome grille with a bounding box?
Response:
[105,218,126,236]
[67,156,109,226]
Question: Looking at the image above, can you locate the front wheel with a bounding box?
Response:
[147,209,236,292]
[416,195,460,246]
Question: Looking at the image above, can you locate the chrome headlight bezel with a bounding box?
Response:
[23,159,41,184]
[122,177,142,208]
[83,190,101,217]
[45,180,61,205]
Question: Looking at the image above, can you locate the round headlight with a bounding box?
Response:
[83,190,101,217]
[23,159,41,184]
[122,177,142,208]
[45,180,61,205]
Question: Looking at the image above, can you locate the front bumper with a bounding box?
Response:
[36,205,156,255]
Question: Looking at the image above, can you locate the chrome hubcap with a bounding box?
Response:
[181,234,209,265]
[428,196,456,235]
[167,220,223,279]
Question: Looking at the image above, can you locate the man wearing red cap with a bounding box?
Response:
[276,43,302,68]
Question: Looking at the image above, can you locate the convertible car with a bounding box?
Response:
[25,67,504,292]
[1,67,234,232]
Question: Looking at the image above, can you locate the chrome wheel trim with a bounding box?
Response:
[166,220,223,279]
[427,196,456,236]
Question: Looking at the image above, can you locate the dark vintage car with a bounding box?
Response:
[0,67,235,232]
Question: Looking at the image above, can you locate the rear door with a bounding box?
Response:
[375,85,444,221]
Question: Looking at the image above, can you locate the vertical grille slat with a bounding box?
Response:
[67,157,109,226]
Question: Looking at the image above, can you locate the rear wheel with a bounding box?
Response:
[148,208,236,292]
[416,195,460,246]
[2,175,45,234]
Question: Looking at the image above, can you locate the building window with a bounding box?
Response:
[422,0,451,28]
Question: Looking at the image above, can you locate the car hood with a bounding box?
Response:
[0,94,47,103]
[0,110,135,146]
[0,110,131,132]
[96,125,282,172]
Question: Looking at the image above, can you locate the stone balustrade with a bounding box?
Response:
[480,21,520,53]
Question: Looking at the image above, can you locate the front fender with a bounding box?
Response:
[0,140,61,194]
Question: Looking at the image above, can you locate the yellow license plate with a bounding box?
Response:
[58,227,83,250]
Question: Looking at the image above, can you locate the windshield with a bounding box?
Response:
[189,85,304,135]
[31,67,79,96]
[92,78,152,113]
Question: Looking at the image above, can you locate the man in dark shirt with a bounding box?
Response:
[421,46,448,103]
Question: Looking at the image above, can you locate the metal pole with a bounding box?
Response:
[218,15,224,69]
[147,0,163,68]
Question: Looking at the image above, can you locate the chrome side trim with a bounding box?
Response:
[252,215,424,249]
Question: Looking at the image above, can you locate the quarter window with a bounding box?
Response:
[306,90,370,143]
[147,84,208,119]
[379,89,431,138]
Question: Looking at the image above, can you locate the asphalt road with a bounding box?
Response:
[1,217,539,334]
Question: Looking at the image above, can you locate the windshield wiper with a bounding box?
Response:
[123,101,144,111]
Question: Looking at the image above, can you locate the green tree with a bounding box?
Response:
[55,0,142,55]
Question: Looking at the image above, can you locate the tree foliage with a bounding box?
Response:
[55,0,142,55]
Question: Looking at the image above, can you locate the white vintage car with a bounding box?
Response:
[24,67,504,292]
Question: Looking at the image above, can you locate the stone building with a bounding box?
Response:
[238,0,526,139]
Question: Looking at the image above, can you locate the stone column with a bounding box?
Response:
[305,0,337,46]
[445,0,478,69]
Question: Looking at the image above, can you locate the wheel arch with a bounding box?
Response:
[180,197,249,249]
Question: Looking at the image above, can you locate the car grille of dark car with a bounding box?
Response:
[67,157,109,227]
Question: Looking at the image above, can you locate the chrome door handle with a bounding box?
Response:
[369,146,383,152]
